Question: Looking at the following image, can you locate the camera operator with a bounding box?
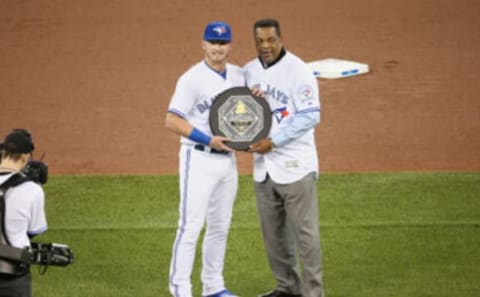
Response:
[0,129,47,297]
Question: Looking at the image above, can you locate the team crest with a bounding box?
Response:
[298,85,314,102]
[213,26,227,36]
[272,106,289,123]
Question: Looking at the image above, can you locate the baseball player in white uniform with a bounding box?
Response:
[245,19,325,297]
[0,129,47,297]
[165,21,244,297]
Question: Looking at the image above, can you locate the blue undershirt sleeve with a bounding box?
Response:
[271,111,320,147]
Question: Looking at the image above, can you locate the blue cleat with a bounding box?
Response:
[204,289,239,297]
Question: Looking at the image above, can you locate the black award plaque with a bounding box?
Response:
[209,87,272,151]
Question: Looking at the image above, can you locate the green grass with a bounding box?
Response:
[31,173,480,297]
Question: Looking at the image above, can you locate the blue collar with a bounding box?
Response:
[204,60,227,79]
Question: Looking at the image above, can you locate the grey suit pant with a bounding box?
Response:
[254,172,324,297]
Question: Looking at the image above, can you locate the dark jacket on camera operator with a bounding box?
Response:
[0,129,47,297]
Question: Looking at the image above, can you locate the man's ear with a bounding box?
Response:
[20,153,30,166]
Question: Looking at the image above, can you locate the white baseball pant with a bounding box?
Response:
[169,144,238,297]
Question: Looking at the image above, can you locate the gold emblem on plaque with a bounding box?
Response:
[235,101,247,114]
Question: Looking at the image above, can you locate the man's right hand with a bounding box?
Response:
[248,138,273,154]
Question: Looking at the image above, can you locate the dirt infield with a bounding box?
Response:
[1,0,479,174]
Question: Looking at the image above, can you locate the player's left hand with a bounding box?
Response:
[210,135,235,152]
[248,138,273,154]
[250,86,265,98]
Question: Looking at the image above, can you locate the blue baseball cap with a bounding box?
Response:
[203,21,232,42]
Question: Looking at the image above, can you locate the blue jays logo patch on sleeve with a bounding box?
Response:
[297,85,314,102]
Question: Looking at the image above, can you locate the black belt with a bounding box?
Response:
[194,144,229,155]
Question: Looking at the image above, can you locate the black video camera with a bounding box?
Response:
[22,159,48,185]
[29,242,74,267]
[0,242,73,276]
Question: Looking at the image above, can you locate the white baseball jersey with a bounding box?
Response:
[244,50,321,184]
[0,172,47,248]
[168,61,246,144]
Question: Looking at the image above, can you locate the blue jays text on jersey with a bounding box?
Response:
[196,99,212,114]
[252,83,289,105]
